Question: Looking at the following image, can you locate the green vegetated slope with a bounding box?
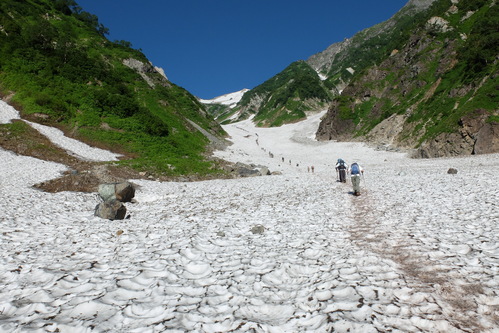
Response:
[215,1,437,128]
[219,0,497,156]
[0,0,226,176]
[205,103,235,125]
[230,61,332,127]
[315,0,498,156]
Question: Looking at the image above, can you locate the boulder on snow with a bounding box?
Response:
[447,168,458,174]
[115,182,135,202]
[238,167,260,177]
[98,182,135,202]
[258,167,271,176]
[94,199,127,220]
[251,224,265,234]
[224,162,273,177]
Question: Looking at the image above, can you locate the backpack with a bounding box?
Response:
[351,163,360,175]
[338,160,346,169]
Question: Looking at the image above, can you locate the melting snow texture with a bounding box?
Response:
[0,103,498,332]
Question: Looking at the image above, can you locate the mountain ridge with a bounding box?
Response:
[205,0,498,158]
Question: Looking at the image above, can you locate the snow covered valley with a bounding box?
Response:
[1,106,498,332]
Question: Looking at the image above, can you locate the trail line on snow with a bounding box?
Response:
[347,191,488,333]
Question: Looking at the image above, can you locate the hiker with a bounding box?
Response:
[349,162,364,196]
[335,159,348,183]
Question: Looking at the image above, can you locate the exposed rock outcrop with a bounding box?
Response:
[123,58,170,88]
[414,109,499,158]
[315,102,356,141]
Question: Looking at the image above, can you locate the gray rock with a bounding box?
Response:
[447,168,458,174]
[251,225,265,234]
[227,162,272,177]
[98,183,116,202]
[98,182,135,202]
[115,182,135,202]
[238,167,260,177]
[94,199,127,220]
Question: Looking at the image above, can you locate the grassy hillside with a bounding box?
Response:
[0,0,227,177]
[235,61,331,127]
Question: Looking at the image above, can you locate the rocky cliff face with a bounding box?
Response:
[315,0,498,157]
[415,109,499,158]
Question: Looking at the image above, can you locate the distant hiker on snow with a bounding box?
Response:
[349,162,364,196]
[335,159,348,183]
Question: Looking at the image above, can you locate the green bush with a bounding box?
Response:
[459,4,499,81]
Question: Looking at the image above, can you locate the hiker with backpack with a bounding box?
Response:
[349,162,364,196]
[335,159,348,183]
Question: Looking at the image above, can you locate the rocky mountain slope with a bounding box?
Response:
[306,0,437,95]
[206,0,439,127]
[208,0,497,158]
[316,0,498,157]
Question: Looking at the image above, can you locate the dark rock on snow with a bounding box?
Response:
[95,182,135,220]
[94,199,127,220]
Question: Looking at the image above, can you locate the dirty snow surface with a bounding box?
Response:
[1,110,498,332]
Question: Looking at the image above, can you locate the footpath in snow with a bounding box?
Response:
[0,107,498,332]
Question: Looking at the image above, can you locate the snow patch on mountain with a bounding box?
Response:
[0,100,121,161]
[0,99,20,123]
[199,88,249,108]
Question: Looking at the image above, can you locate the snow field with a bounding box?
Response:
[0,106,498,332]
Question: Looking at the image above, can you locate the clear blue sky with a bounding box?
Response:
[77,0,408,99]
